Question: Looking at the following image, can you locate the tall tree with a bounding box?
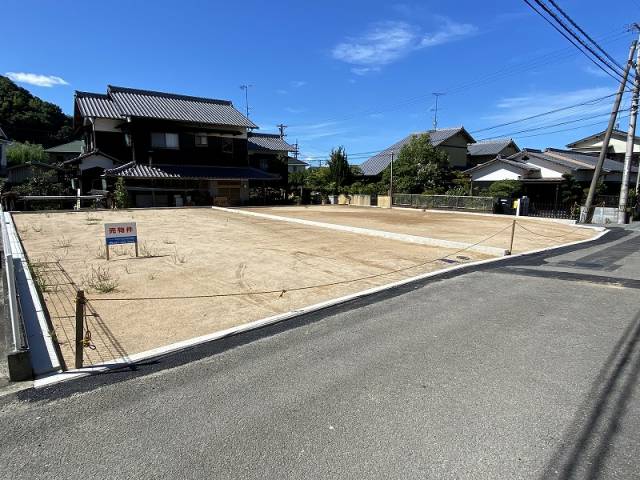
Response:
[327,146,351,193]
[381,133,451,194]
[0,75,73,147]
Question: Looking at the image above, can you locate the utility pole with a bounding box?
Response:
[240,84,253,117]
[431,93,445,130]
[582,40,637,223]
[294,140,299,160]
[618,31,640,224]
[388,151,395,198]
[277,123,287,138]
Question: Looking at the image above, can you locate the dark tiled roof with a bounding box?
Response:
[45,140,84,154]
[76,91,123,119]
[359,127,475,176]
[513,148,636,173]
[467,138,519,157]
[75,85,257,128]
[248,133,296,152]
[107,85,257,128]
[104,162,280,180]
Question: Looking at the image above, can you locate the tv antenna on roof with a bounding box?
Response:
[431,92,445,130]
[240,84,253,118]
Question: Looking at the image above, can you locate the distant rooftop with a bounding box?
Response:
[467,138,519,157]
[359,127,475,176]
[45,139,84,154]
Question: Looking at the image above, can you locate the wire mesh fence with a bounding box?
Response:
[393,194,495,212]
[30,261,129,369]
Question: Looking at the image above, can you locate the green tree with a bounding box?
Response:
[305,167,334,197]
[0,76,73,146]
[380,133,451,194]
[559,173,583,204]
[113,177,129,208]
[486,180,522,198]
[6,141,48,166]
[13,170,67,196]
[327,146,351,193]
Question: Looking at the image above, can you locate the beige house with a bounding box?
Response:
[359,126,475,176]
[566,129,640,162]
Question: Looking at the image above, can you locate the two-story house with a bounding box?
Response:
[72,85,280,207]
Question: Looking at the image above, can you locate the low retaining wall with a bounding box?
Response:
[350,195,371,207]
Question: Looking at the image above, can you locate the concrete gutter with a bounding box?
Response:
[32,224,607,389]
[212,206,509,256]
[3,212,61,377]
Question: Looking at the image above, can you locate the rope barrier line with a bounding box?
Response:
[515,221,579,239]
[88,223,514,302]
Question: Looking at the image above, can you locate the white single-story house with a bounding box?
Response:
[465,148,637,201]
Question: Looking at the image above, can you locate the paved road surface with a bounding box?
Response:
[1,227,639,479]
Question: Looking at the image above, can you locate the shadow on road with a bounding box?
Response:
[540,309,640,480]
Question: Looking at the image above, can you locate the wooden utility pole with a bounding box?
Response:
[277,123,287,138]
[582,40,637,223]
[618,37,640,224]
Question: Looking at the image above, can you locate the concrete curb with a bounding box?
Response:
[33,226,608,389]
[212,206,509,256]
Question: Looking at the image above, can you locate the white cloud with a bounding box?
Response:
[6,72,69,87]
[331,18,477,73]
[291,80,307,88]
[332,21,417,67]
[276,89,288,95]
[420,18,477,47]
[285,107,305,114]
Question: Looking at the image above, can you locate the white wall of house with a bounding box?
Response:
[471,163,523,182]
[524,160,566,179]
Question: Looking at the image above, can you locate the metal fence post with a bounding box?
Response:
[75,290,86,369]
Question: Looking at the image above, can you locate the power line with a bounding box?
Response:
[515,114,630,139]
[546,0,624,71]
[524,0,628,84]
[470,91,622,134]
[478,108,629,141]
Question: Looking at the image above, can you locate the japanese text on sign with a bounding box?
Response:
[104,222,137,246]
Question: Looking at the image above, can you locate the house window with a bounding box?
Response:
[195,134,208,147]
[222,138,233,154]
[151,132,179,149]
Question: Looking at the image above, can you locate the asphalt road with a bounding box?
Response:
[1,227,640,479]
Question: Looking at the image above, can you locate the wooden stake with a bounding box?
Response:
[507,219,516,256]
[75,290,86,369]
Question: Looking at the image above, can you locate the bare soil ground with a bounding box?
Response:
[245,205,596,253]
[14,208,498,368]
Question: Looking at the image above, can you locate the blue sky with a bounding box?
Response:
[2,0,638,165]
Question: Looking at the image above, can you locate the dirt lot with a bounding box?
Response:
[245,205,597,253]
[14,208,498,368]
